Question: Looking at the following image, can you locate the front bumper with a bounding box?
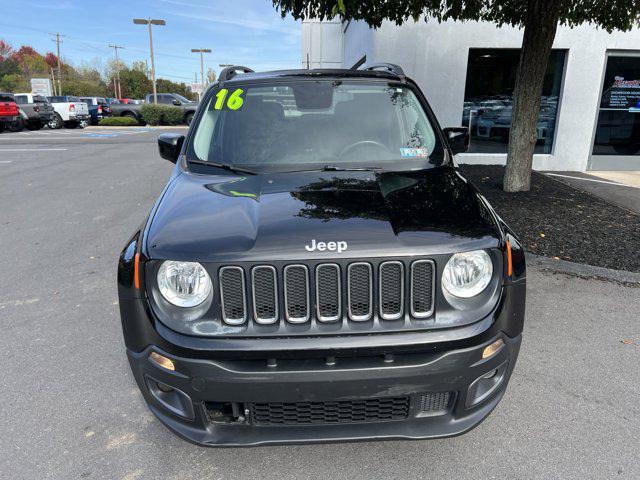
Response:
[126,333,521,446]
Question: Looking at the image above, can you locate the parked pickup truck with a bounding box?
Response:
[13,93,55,130]
[0,93,19,132]
[47,96,91,129]
[110,93,198,125]
[79,97,112,125]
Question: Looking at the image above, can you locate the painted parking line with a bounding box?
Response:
[0,148,68,152]
[0,160,12,163]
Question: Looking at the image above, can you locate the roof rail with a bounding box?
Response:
[363,63,405,77]
[219,66,255,83]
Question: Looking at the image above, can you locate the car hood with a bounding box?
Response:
[145,167,502,262]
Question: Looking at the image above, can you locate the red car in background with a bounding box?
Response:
[0,93,19,131]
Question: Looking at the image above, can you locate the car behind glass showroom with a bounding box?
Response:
[117,64,526,446]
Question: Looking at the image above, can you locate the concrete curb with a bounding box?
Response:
[526,253,640,286]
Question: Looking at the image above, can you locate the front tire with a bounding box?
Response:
[48,113,63,129]
[185,112,194,126]
[123,112,140,125]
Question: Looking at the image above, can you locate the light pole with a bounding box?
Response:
[191,48,211,99]
[133,18,166,104]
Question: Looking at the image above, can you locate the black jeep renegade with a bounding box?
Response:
[117,64,526,446]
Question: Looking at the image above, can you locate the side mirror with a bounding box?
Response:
[172,99,182,106]
[443,127,470,156]
[158,133,185,164]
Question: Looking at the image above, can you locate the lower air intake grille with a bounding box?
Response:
[419,392,452,413]
[250,397,410,425]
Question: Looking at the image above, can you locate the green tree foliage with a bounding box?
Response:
[0,73,29,92]
[272,1,640,191]
[156,78,197,100]
[118,67,152,99]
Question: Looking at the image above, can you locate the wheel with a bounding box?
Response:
[48,113,63,129]
[123,112,140,124]
[9,118,24,132]
[79,120,88,129]
[185,112,194,126]
[26,121,42,131]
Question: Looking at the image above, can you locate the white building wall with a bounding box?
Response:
[301,19,343,69]
[304,19,640,172]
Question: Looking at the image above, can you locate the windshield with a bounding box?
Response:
[189,80,444,172]
[173,94,191,103]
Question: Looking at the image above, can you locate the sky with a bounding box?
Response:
[0,0,301,83]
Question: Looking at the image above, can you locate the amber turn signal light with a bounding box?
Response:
[505,239,513,277]
[482,339,505,359]
[148,352,175,371]
[133,252,141,289]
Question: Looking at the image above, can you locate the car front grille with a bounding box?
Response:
[216,258,435,327]
[249,396,410,425]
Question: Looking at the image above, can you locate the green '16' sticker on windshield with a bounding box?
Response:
[214,88,244,110]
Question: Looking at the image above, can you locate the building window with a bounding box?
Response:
[462,49,566,154]
[592,54,640,157]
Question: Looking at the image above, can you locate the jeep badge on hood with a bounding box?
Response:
[305,239,348,253]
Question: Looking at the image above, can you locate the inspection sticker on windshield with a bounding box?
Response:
[400,147,429,157]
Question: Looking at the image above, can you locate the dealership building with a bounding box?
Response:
[301,19,640,171]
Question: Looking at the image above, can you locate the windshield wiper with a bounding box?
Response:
[187,159,257,175]
[321,165,383,172]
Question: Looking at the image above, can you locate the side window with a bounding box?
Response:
[15,95,27,104]
[158,95,173,105]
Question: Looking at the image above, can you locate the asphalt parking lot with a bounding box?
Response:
[1,128,639,480]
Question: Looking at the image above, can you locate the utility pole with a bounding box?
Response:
[109,44,124,98]
[133,18,166,104]
[191,48,211,99]
[49,32,65,95]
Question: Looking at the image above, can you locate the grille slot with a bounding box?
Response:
[250,397,410,425]
[410,260,435,318]
[219,266,247,325]
[419,392,452,413]
[251,266,278,324]
[347,262,372,321]
[316,264,341,322]
[379,261,404,320]
[284,265,310,323]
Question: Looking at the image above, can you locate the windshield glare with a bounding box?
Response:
[190,81,444,172]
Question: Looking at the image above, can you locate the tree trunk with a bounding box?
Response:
[503,0,562,192]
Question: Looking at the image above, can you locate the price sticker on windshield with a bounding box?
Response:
[400,147,429,157]
[214,88,245,110]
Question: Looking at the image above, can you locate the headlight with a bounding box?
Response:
[442,250,493,298]
[157,261,212,307]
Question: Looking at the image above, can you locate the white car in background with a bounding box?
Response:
[46,95,91,129]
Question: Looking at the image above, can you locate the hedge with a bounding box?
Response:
[98,117,139,127]
[140,104,184,126]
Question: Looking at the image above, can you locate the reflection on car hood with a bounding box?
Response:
[145,167,501,262]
